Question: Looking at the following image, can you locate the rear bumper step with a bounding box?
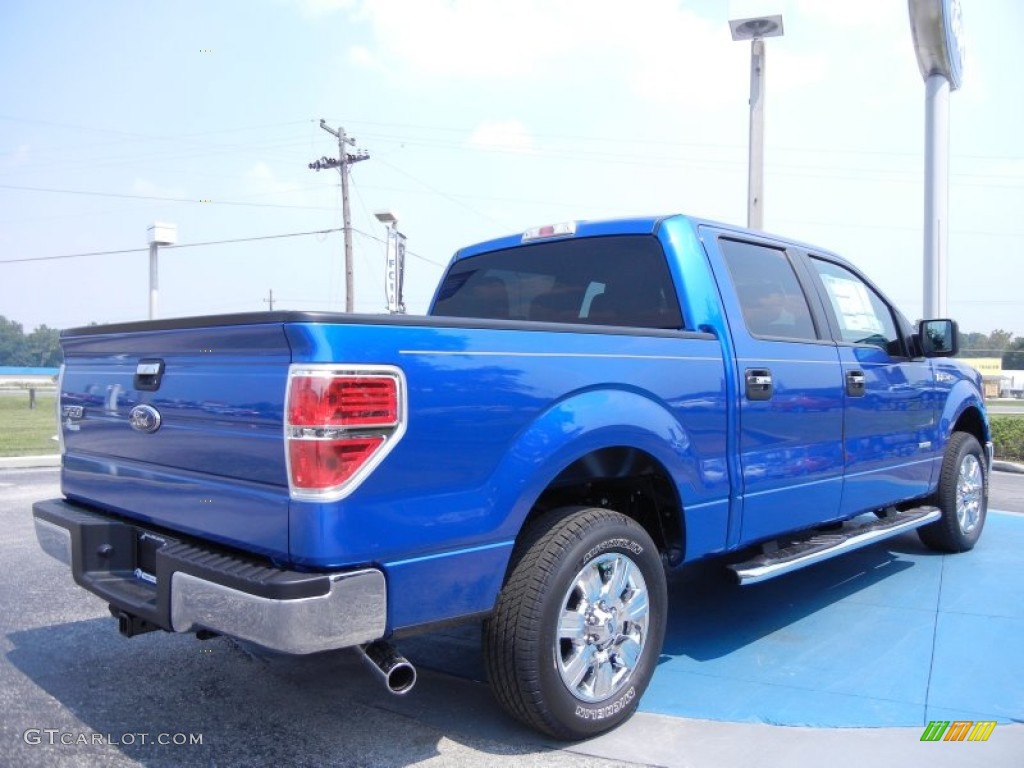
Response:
[728,506,942,585]
[33,498,387,654]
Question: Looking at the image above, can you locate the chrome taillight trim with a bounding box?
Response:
[284,364,407,502]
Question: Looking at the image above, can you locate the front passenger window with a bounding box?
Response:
[811,258,902,355]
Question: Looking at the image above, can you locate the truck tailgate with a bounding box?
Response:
[59,322,292,558]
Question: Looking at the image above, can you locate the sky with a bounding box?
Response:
[0,0,1021,338]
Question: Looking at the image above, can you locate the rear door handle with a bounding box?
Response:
[746,368,773,401]
[846,370,866,397]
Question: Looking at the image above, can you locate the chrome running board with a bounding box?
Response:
[729,506,941,585]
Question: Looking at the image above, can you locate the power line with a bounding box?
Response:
[0,227,343,265]
[349,226,447,268]
[373,155,506,227]
[0,183,336,211]
[0,114,312,143]
[164,227,342,250]
[342,118,1024,163]
[0,246,148,265]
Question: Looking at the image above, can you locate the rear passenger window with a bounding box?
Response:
[433,235,684,330]
[720,238,818,341]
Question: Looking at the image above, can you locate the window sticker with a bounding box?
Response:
[821,274,883,334]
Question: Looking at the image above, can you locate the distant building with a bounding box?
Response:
[958,358,1003,398]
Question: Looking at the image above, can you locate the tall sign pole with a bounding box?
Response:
[909,0,964,319]
[375,210,406,314]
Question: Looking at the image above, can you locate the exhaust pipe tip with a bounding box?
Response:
[358,641,417,695]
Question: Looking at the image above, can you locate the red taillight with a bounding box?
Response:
[288,437,385,489]
[288,376,398,427]
[286,369,404,498]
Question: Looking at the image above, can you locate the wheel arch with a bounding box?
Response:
[524,446,685,568]
[950,403,989,449]
[487,388,702,581]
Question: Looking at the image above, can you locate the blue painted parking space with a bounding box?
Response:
[643,510,1024,727]
[403,511,1023,729]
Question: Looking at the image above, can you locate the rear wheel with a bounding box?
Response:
[918,432,988,552]
[483,506,667,740]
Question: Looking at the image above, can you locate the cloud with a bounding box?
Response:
[467,120,534,154]
[293,0,356,18]
[357,0,566,79]
[348,0,826,106]
[793,0,903,30]
[2,144,31,168]
[348,44,378,69]
[242,161,323,209]
[132,178,187,200]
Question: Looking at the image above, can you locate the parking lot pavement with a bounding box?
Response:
[4,468,1023,767]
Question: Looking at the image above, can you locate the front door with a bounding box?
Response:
[806,256,937,515]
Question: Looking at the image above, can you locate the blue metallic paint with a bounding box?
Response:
[54,213,990,635]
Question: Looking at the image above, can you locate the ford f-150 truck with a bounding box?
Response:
[33,214,990,739]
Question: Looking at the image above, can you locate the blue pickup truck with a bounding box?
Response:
[34,214,990,739]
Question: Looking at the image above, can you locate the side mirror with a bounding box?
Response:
[918,318,959,358]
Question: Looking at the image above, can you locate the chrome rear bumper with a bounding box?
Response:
[33,498,386,655]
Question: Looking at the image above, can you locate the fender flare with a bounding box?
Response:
[938,381,989,449]
[482,387,701,543]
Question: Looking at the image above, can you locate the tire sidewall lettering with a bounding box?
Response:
[574,685,636,721]
[582,537,643,566]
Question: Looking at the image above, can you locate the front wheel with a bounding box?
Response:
[918,432,988,552]
[483,507,667,740]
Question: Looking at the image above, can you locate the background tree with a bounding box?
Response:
[958,328,1015,357]
[24,325,61,367]
[0,316,62,367]
[0,316,28,365]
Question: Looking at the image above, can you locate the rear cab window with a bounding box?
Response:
[432,235,684,330]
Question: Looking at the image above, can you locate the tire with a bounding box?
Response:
[918,432,988,552]
[482,506,667,740]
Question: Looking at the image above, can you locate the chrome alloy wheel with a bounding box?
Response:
[556,552,649,703]
[956,453,984,534]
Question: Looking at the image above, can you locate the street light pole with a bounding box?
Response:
[747,37,766,231]
[729,14,784,231]
[146,222,176,320]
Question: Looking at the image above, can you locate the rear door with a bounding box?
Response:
[701,230,845,544]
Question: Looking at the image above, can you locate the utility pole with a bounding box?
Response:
[309,120,369,313]
[264,289,274,311]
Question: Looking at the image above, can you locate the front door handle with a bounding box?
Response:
[846,370,866,397]
[746,368,773,401]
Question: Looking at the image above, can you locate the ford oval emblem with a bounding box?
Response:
[129,404,162,434]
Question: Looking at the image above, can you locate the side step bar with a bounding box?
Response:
[729,506,941,585]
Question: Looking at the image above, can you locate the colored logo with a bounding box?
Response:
[920,720,996,742]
